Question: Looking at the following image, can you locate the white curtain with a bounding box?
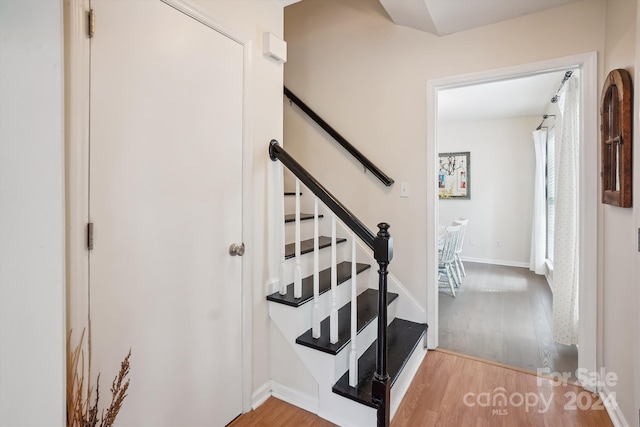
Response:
[552,73,580,346]
[530,129,547,275]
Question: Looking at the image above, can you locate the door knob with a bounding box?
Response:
[229,243,245,256]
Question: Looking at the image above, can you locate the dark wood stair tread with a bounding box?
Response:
[285,236,346,259]
[295,289,398,355]
[284,213,323,223]
[267,262,371,307]
[332,318,427,408]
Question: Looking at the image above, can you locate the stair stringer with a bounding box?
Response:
[269,322,319,412]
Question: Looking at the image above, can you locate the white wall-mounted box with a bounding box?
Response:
[263,32,287,63]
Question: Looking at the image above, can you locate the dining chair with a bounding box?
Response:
[438,224,461,297]
[452,218,468,280]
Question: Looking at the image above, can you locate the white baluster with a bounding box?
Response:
[294,179,302,298]
[349,232,358,387]
[312,197,320,339]
[278,165,286,295]
[330,214,338,344]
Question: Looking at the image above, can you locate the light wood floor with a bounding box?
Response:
[439,262,578,379]
[229,350,613,427]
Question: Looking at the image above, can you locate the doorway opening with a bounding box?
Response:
[426,52,598,391]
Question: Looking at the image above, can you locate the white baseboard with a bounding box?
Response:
[252,380,320,415]
[600,385,629,427]
[460,256,529,269]
[271,380,319,415]
[251,381,272,410]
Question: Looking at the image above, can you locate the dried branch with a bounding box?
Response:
[100,350,131,427]
[85,374,99,427]
[67,329,131,427]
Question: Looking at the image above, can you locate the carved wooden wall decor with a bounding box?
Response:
[600,68,633,207]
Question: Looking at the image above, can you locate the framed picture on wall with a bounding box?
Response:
[600,68,632,207]
[438,152,470,199]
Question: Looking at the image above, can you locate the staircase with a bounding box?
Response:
[268,141,428,426]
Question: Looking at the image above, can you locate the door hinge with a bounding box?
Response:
[87,222,94,251]
[88,9,95,38]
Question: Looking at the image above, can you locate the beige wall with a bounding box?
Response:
[0,1,66,424]
[602,0,639,425]
[284,0,605,319]
[285,0,638,424]
[438,117,539,266]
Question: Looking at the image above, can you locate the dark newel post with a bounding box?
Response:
[372,222,392,427]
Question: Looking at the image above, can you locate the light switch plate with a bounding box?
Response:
[400,182,410,198]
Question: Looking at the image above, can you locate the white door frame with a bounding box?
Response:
[426,52,598,391]
[65,0,255,413]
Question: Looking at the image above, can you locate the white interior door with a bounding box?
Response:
[89,1,244,425]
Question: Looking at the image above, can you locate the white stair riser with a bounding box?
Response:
[283,189,318,213]
[285,218,316,243]
[269,271,372,341]
[269,281,350,339]
[284,193,316,213]
[270,297,398,384]
[281,244,349,286]
[283,216,344,245]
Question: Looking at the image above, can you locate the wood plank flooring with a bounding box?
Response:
[229,351,612,427]
[393,350,612,427]
[228,397,335,427]
[439,262,578,379]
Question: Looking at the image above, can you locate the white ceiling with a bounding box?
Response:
[437,71,570,123]
[378,0,583,36]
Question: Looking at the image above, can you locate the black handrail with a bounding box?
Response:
[283,86,395,187]
[270,139,392,427]
[270,140,376,247]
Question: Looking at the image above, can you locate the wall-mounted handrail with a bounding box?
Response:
[270,139,392,427]
[283,86,395,187]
